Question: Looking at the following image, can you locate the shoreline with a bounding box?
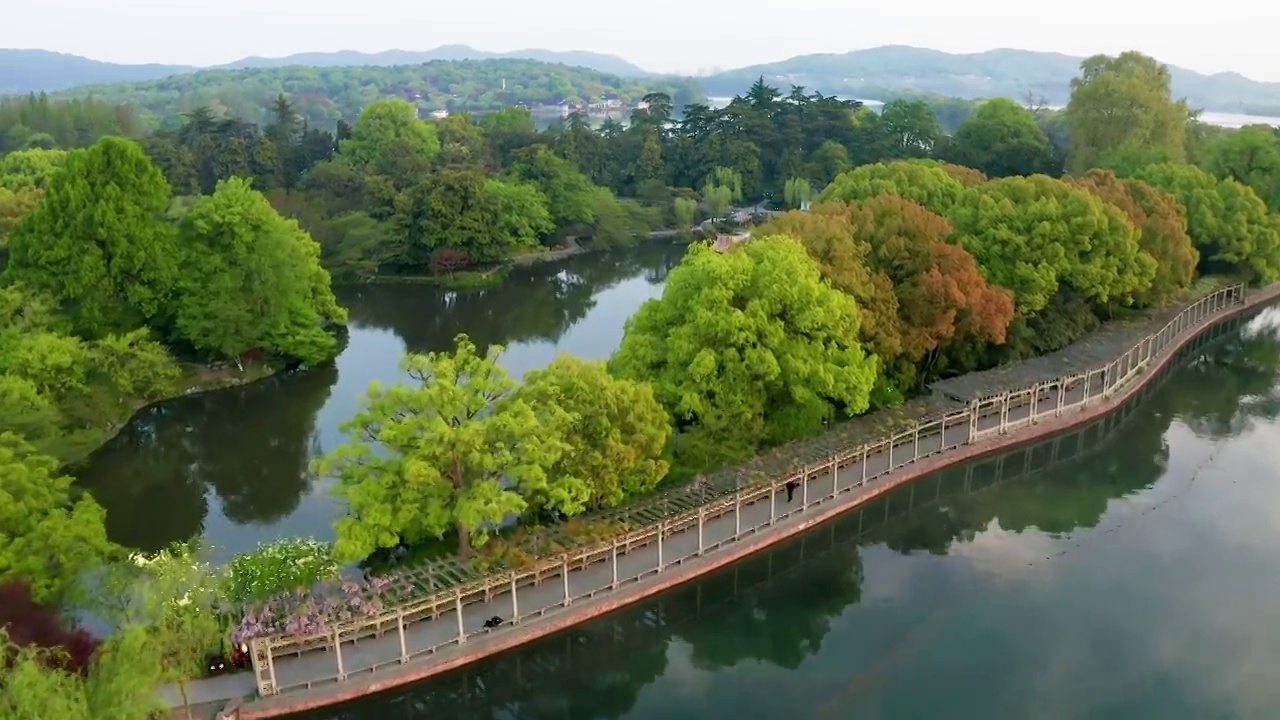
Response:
[63,359,282,468]
[197,283,1279,719]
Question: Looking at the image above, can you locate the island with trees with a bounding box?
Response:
[3,48,1280,719]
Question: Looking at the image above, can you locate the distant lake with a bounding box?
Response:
[705,97,1280,129]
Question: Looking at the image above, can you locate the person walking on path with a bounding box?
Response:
[785,479,798,503]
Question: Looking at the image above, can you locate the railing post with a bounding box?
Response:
[940,414,947,449]
[611,541,619,589]
[832,455,839,497]
[1056,381,1065,416]
[734,493,741,536]
[1084,372,1091,401]
[657,522,665,570]
[1030,383,1039,421]
[510,573,519,622]
[999,394,1009,434]
[801,466,809,508]
[455,590,465,644]
[861,447,868,484]
[333,629,345,681]
[562,556,571,606]
[697,507,705,554]
[969,401,979,438]
[397,610,408,663]
[769,484,777,524]
[912,426,920,460]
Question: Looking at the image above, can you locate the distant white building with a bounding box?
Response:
[429,109,450,120]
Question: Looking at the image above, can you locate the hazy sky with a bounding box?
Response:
[5,0,1279,81]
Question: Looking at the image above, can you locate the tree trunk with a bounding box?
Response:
[451,455,469,558]
[456,521,471,559]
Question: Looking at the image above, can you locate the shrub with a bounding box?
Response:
[226,539,340,605]
[0,580,99,675]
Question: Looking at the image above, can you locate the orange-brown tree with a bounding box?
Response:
[1066,169,1197,305]
[755,204,902,375]
[759,197,1015,393]
[851,195,1015,389]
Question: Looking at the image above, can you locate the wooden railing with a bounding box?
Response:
[250,283,1249,696]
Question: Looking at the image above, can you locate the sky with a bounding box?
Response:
[4,0,1280,82]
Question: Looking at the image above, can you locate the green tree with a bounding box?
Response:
[808,139,850,187]
[0,432,116,605]
[610,237,879,465]
[878,99,944,158]
[818,160,966,215]
[1065,169,1198,305]
[315,336,571,560]
[519,356,671,510]
[484,178,555,255]
[946,174,1156,314]
[702,166,742,220]
[1065,52,1189,173]
[338,98,441,171]
[0,625,166,720]
[108,545,223,720]
[0,636,92,719]
[0,148,68,190]
[945,98,1057,177]
[672,196,697,228]
[173,177,346,365]
[0,187,41,245]
[1134,162,1280,281]
[1201,125,1280,212]
[783,177,812,209]
[508,145,598,229]
[754,203,903,392]
[3,137,178,338]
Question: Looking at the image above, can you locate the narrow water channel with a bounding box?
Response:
[288,306,1280,719]
[74,243,685,562]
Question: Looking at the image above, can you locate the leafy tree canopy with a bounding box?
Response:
[610,237,879,466]
[818,160,967,215]
[173,177,346,365]
[3,136,178,337]
[945,174,1157,313]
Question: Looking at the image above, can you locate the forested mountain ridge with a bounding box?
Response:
[702,46,1280,113]
[44,59,704,129]
[217,45,651,77]
[0,46,651,95]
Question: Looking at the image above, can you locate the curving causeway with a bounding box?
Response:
[186,282,1278,719]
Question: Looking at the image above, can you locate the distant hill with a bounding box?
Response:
[216,45,652,78]
[48,59,702,128]
[0,45,652,96]
[0,49,194,95]
[702,46,1280,114]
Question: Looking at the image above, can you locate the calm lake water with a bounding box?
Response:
[291,305,1280,720]
[75,242,686,563]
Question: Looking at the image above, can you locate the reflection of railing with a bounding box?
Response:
[251,283,1254,698]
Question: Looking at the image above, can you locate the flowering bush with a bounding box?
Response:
[230,574,406,646]
[226,539,340,605]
